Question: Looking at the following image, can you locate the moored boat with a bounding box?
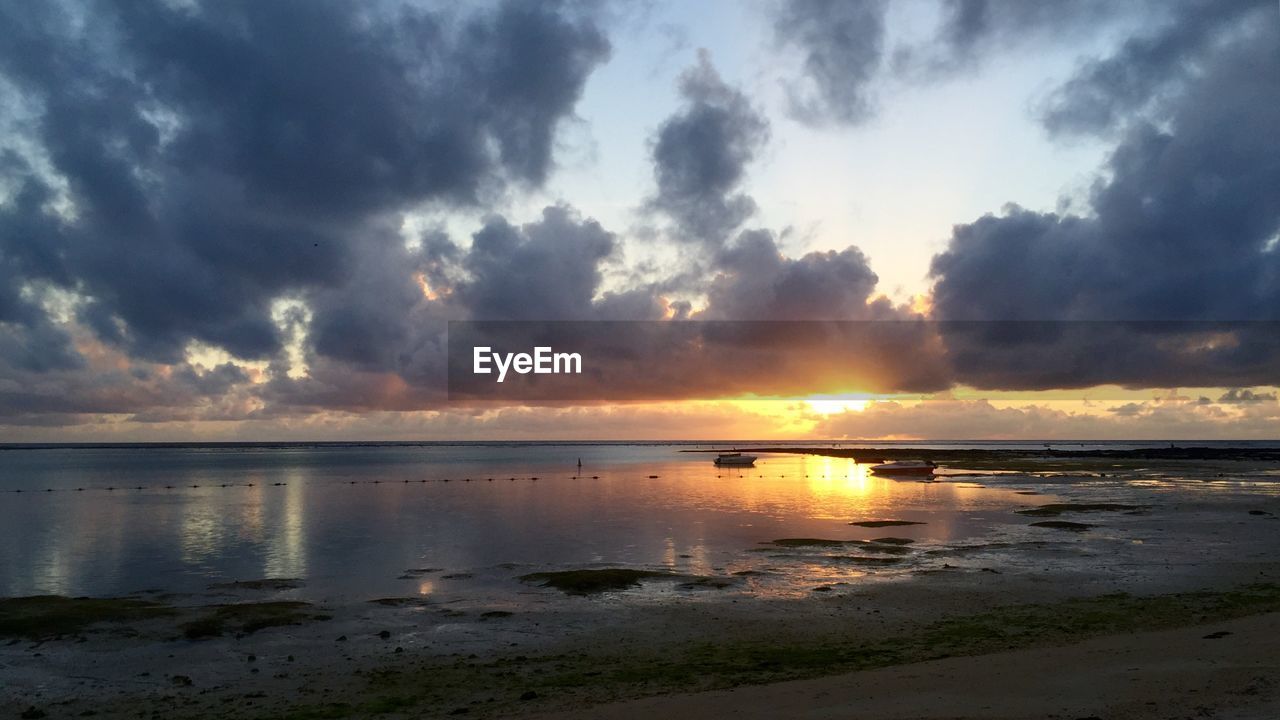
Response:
[714,452,758,466]
[869,460,936,476]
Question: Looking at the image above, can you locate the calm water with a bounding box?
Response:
[2,442,1277,603]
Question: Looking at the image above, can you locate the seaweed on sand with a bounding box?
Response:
[1029,520,1096,532]
[1016,503,1140,517]
[209,578,304,591]
[367,597,432,608]
[825,555,904,566]
[848,520,925,528]
[765,539,911,555]
[518,569,677,595]
[767,538,858,547]
[181,601,324,639]
[0,596,176,639]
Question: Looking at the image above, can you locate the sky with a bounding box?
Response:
[0,0,1277,441]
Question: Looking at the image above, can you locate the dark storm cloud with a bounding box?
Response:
[0,0,610,366]
[261,203,668,415]
[698,229,889,320]
[0,317,83,373]
[456,206,622,320]
[771,0,887,125]
[648,53,769,245]
[1039,0,1271,136]
[928,18,1280,389]
[173,362,251,397]
[773,1,1248,130]
[0,356,252,423]
[931,22,1279,323]
[772,0,1139,126]
[307,225,439,372]
[894,0,1134,78]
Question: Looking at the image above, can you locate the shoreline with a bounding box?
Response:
[7,573,1280,719]
[536,610,1280,720]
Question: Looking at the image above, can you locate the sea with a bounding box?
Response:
[3,440,1278,603]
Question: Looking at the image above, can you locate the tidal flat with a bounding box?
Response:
[2,442,1279,718]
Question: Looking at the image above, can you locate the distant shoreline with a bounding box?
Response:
[683,445,1280,462]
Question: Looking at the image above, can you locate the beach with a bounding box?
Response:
[3,443,1279,718]
[538,611,1280,720]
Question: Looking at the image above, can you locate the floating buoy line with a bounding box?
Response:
[3,471,873,496]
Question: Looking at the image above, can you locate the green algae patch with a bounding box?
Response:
[849,520,925,528]
[181,601,322,639]
[519,569,677,595]
[1030,520,1096,532]
[1016,503,1140,517]
[0,596,176,639]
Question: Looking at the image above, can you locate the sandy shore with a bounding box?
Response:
[537,612,1280,720]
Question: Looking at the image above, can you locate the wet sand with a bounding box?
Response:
[6,568,1280,719]
[538,612,1280,720]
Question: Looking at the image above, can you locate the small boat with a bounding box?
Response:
[869,460,936,476]
[714,452,757,467]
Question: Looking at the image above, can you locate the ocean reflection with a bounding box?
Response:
[1,444,1058,600]
[265,475,307,579]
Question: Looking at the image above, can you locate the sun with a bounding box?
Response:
[805,398,870,415]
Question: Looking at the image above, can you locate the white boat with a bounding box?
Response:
[714,452,757,466]
[869,460,936,476]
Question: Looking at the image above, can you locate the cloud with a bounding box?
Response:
[893,0,1139,80]
[0,0,610,365]
[1039,0,1271,136]
[698,229,888,320]
[771,0,887,125]
[2,1,1278,436]
[816,393,1277,441]
[1217,388,1278,405]
[647,52,769,245]
[773,0,1159,127]
[928,18,1280,388]
[455,206,645,321]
